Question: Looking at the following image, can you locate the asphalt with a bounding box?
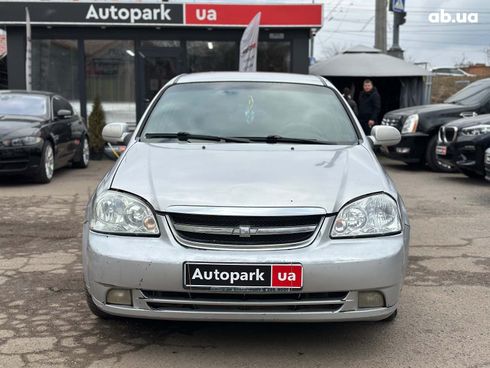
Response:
[0,158,489,368]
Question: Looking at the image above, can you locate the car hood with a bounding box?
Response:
[386,103,469,117]
[110,142,397,214]
[0,116,43,139]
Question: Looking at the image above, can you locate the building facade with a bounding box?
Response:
[0,1,322,123]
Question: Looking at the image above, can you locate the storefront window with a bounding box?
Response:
[32,39,79,112]
[257,41,291,72]
[187,41,237,73]
[141,40,181,48]
[85,40,135,123]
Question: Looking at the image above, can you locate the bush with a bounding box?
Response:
[88,96,106,155]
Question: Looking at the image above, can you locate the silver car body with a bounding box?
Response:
[83,72,410,322]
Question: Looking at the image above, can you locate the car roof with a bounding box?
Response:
[0,90,56,97]
[175,72,330,87]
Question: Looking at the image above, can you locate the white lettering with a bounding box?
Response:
[196,9,206,21]
[161,5,172,21]
[118,8,130,20]
[86,4,99,20]
[191,268,203,280]
[195,9,217,22]
[142,9,153,21]
[130,8,142,23]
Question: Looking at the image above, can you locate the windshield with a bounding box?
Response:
[142,82,358,144]
[445,81,490,106]
[0,94,48,117]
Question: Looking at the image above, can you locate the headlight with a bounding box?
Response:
[90,191,159,235]
[401,114,419,134]
[2,136,43,146]
[460,124,490,136]
[331,193,401,238]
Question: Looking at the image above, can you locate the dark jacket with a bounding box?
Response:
[358,87,381,124]
[343,94,359,116]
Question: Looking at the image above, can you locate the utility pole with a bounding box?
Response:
[388,0,406,59]
[374,0,387,52]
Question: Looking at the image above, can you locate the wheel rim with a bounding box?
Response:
[82,139,90,165]
[45,145,54,179]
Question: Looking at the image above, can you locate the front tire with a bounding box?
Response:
[72,136,90,169]
[425,135,457,173]
[33,142,54,184]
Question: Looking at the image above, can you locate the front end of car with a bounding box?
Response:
[0,133,45,175]
[381,113,429,163]
[83,189,409,322]
[438,121,490,177]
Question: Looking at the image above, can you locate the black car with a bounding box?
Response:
[0,90,89,183]
[436,114,490,179]
[381,78,490,172]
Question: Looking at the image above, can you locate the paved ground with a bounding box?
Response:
[0,158,489,368]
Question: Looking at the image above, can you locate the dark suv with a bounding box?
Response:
[436,114,490,179]
[381,78,490,172]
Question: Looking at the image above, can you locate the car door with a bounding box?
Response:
[51,96,74,167]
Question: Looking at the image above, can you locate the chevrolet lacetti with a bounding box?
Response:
[83,72,410,322]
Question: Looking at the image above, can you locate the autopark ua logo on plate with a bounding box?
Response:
[428,9,479,24]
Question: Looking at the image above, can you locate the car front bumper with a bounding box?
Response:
[83,216,410,322]
[382,133,429,163]
[0,144,43,175]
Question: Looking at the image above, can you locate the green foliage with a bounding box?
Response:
[88,96,106,155]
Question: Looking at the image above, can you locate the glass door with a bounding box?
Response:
[137,47,182,118]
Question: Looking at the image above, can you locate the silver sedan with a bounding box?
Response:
[83,72,409,322]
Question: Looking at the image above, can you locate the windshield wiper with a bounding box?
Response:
[244,135,335,145]
[144,132,250,143]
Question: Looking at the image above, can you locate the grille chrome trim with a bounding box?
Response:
[165,210,325,250]
[139,290,349,313]
[173,223,318,237]
[164,206,327,217]
[440,126,458,143]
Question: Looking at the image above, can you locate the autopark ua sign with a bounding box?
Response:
[0,2,323,28]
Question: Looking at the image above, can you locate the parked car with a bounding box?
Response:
[83,72,410,323]
[437,114,490,179]
[485,148,490,181]
[431,67,475,77]
[0,90,89,183]
[381,78,490,172]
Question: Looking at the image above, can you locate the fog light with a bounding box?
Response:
[396,147,410,154]
[106,289,132,306]
[358,291,385,308]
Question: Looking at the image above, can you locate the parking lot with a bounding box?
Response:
[0,158,489,368]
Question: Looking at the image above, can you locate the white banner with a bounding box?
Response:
[25,6,32,91]
[239,12,261,72]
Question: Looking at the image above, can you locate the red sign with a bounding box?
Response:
[185,4,323,27]
[271,264,303,288]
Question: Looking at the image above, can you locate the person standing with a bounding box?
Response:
[358,79,381,135]
[342,87,358,117]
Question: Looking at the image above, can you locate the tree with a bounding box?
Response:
[88,96,106,157]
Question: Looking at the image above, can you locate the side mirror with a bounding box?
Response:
[56,109,72,118]
[102,123,130,144]
[368,125,401,147]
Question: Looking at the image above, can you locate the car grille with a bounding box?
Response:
[140,290,347,313]
[166,213,324,250]
[439,126,458,143]
[381,115,403,130]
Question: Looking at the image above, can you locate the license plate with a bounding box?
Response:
[436,145,447,156]
[184,263,303,289]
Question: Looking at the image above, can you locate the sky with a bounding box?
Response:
[1,0,489,68]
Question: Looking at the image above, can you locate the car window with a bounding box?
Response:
[0,94,48,117]
[142,82,358,144]
[445,81,490,106]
